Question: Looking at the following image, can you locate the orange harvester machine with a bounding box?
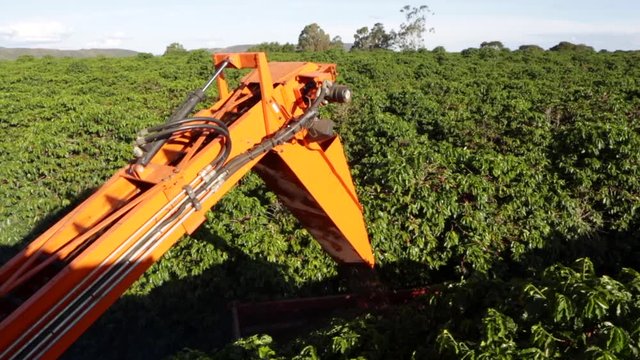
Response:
[0,53,375,359]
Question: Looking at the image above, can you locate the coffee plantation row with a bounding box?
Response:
[0,48,639,359]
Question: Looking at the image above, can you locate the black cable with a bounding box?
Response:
[138,118,232,169]
[138,60,230,167]
[141,124,229,143]
[145,117,227,133]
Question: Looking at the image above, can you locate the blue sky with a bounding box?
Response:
[1,0,638,53]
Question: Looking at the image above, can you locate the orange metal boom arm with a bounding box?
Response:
[0,53,373,359]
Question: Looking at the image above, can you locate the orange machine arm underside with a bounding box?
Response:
[0,53,373,359]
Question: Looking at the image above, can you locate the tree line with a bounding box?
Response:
[294,5,433,52]
[161,4,432,56]
[161,2,608,56]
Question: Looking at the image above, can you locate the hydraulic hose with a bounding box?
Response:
[138,124,229,144]
[134,117,232,170]
[144,117,228,133]
[138,58,230,166]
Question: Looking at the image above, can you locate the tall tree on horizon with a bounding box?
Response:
[352,23,394,50]
[297,23,331,52]
[351,4,434,52]
[393,5,434,51]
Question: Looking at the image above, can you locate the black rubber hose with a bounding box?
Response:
[140,123,231,169]
[140,124,229,144]
[145,117,227,133]
[139,91,207,165]
[138,60,230,166]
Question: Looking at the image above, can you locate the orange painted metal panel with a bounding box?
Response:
[255,138,374,266]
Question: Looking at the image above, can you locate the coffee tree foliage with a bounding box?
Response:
[0,47,639,358]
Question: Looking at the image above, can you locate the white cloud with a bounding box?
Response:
[0,21,72,45]
[86,32,128,48]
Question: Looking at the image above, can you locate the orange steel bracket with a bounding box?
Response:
[214,52,277,133]
[255,137,374,265]
[0,52,373,359]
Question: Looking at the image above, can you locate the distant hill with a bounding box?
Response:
[203,44,256,53]
[0,42,356,61]
[0,47,139,60]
